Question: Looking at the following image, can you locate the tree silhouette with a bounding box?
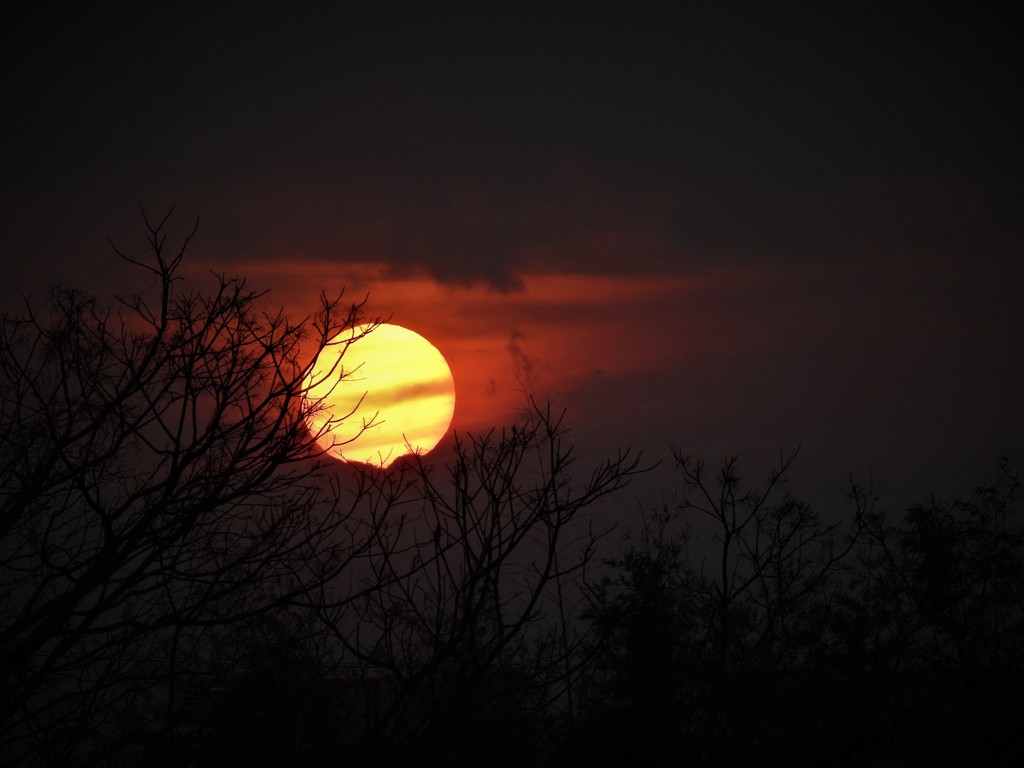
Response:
[0,212,643,767]
[0,211,378,763]
[572,507,695,765]
[575,451,1024,767]
[851,455,1024,766]
[576,451,876,765]
[312,404,641,766]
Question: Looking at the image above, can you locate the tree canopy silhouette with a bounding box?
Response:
[0,212,642,767]
[0,211,376,760]
[573,451,1024,767]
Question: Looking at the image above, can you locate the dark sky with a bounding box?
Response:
[4,3,1021,510]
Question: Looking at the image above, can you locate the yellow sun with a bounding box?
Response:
[303,323,456,468]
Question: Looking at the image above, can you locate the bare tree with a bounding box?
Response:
[1,213,645,767]
[313,403,641,766]
[674,450,865,673]
[575,450,870,764]
[0,211,386,764]
[671,450,867,759]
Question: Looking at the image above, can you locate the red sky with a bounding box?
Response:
[3,4,1021,509]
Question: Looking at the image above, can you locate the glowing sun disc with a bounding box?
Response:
[303,323,456,468]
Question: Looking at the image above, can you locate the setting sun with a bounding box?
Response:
[303,323,456,468]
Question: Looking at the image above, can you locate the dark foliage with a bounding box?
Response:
[573,452,1024,767]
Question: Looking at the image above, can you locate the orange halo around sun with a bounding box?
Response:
[302,323,456,468]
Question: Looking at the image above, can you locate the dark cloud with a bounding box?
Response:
[6,5,1019,294]
[506,330,535,389]
[358,377,455,410]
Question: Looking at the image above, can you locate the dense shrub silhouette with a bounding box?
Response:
[572,452,1024,767]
